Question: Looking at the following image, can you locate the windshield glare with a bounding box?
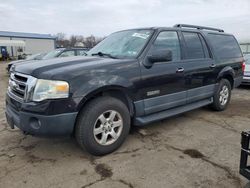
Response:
[87,29,153,58]
[42,49,63,60]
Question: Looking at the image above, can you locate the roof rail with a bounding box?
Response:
[173,24,224,32]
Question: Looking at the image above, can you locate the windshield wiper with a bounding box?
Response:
[91,52,118,59]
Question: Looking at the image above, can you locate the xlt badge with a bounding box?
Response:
[147,90,160,96]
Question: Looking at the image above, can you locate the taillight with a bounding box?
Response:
[242,61,246,72]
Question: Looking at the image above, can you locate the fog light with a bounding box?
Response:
[30,117,41,129]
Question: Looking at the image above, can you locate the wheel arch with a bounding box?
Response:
[217,66,235,89]
[76,85,135,117]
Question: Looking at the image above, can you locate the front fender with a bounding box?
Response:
[72,75,136,99]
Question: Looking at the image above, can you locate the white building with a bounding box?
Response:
[0,31,55,58]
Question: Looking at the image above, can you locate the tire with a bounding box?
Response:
[75,96,131,156]
[211,79,231,111]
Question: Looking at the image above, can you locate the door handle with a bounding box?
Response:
[210,64,216,68]
[176,67,184,73]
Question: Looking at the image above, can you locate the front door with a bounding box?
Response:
[140,30,187,115]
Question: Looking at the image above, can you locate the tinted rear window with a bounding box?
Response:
[182,32,205,59]
[207,34,242,59]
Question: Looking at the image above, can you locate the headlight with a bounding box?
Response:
[33,79,69,102]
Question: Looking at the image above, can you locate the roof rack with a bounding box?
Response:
[173,24,224,32]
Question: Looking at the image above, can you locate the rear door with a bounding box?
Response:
[140,30,187,115]
[180,31,217,103]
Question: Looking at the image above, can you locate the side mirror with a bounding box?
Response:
[147,49,172,63]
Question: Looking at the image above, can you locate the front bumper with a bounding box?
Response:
[5,96,78,136]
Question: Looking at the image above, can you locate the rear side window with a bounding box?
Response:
[207,34,242,59]
[77,50,87,56]
[182,32,206,59]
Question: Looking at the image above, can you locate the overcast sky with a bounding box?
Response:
[0,0,250,42]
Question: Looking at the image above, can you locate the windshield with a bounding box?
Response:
[42,49,63,60]
[87,29,153,58]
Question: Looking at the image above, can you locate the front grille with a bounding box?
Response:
[8,72,37,102]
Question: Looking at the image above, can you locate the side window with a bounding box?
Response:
[182,32,205,59]
[77,50,87,56]
[152,31,181,61]
[59,50,75,57]
[207,34,242,59]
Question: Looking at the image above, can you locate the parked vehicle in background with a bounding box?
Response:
[7,47,89,73]
[5,24,244,156]
[240,43,250,55]
[242,54,250,85]
[7,53,46,72]
[41,47,89,60]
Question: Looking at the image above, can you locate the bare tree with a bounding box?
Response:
[76,35,84,43]
[54,33,68,48]
[84,35,96,48]
[69,35,77,47]
[54,33,104,48]
[56,33,66,41]
[69,35,85,47]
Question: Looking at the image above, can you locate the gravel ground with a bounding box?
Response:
[0,62,249,188]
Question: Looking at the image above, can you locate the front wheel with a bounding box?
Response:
[211,79,232,111]
[75,96,131,156]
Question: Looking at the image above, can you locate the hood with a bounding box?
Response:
[13,56,125,79]
[9,59,26,65]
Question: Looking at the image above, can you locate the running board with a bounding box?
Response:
[134,98,213,126]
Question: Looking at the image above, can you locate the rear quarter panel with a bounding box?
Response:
[203,32,244,82]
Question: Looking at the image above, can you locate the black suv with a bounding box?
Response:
[5,24,244,155]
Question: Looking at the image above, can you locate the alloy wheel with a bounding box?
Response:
[93,110,123,146]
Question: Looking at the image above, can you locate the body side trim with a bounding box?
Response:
[134,98,213,126]
[187,84,216,103]
[133,84,216,116]
[143,90,186,115]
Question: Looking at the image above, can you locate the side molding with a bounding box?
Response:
[134,98,213,126]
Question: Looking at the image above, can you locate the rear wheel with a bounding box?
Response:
[211,79,231,111]
[75,96,131,156]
